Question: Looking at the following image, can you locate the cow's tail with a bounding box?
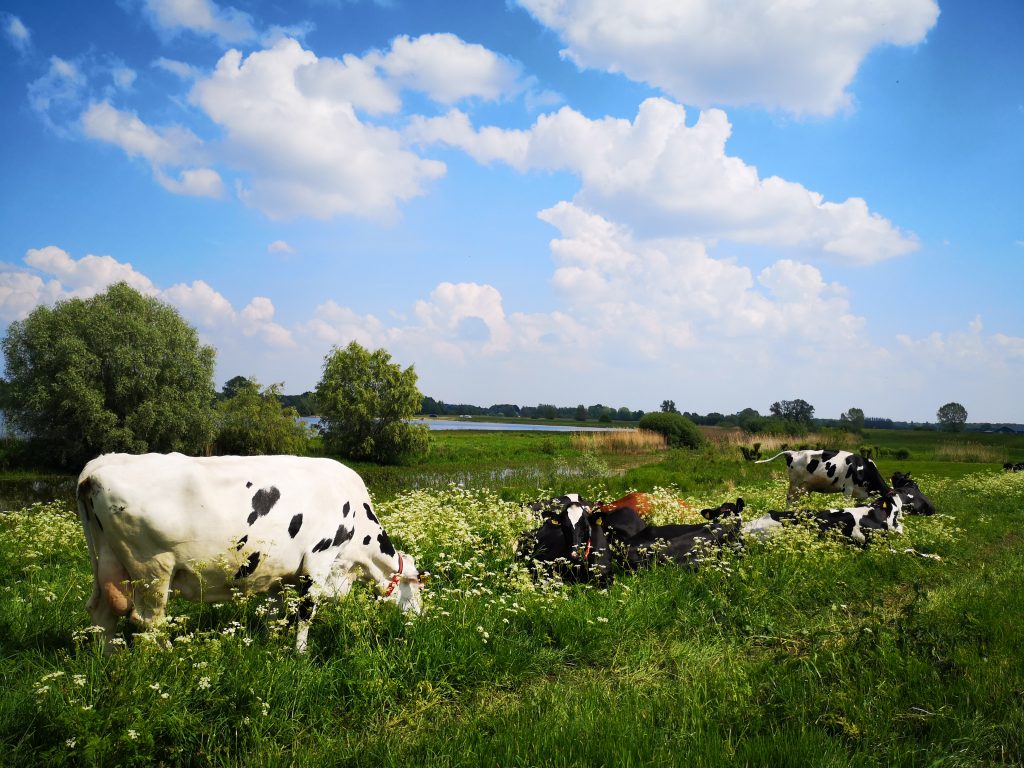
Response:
[754,451,790,465]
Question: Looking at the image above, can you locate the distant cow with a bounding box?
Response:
[77,453,423,652]
[755,450,889,503]
[593,491,690,520]
[1004,462,1024,472]
[741,493,904,545]
[890,472,936,516]
[592,498,744,569]
[516,494,612,585]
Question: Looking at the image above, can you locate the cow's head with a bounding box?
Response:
[700,497,745,522]
[868,491,904,533]
[890,472,936,516]
[382,552,424,615]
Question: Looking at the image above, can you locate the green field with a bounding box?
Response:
[1,430,1023,766]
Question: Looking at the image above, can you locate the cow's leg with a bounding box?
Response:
[128,554,175,644]
[87,546,132,651]
[295,575,317,654]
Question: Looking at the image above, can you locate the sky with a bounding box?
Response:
[1,0,1022,423]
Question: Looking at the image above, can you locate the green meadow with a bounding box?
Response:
[1,429,1023,766]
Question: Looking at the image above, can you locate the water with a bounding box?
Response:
[302,417,616,433]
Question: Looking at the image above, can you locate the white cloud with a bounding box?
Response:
[517,0,939,115]
[142,0,259,44]
[28,57,86,120]
[188,39,446,220]
[267,240,295,255]
[3,13,30,51]
[156,167,225,197]
[372,33,523,104]
[23,246,157,296]
[81,101,201,166]
[154,57,202,80]
[112,67,137,90]
[410,99,918,264]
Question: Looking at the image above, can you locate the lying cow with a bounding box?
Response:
[592,498,744,569]
[592,491,690,520]
[755,449,889,503]
[890,472,936,516]
[741,492,904,545]
[77,453,423,652]
[516,494,613,585]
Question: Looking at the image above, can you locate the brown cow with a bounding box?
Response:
[593,491,690,521]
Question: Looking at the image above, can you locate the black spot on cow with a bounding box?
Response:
[845,464,854,479]
[312,538,333,553]
[95,514,103,532]
[288,514,303,538]
[247,486,282,526]
[362,535,371,546]
[377,531,396,557]
[234,551,261,579]
[784,453,794,466]
[363,503,379,524]
[821,450,838,463]
[342,501,351,518]
[333,524,354,547]
[826,462,837,478]
[844,454,854,465]
[806,458,820,474]
[246,481,253,488]
[235,535,248,551]
[297,575,315,622]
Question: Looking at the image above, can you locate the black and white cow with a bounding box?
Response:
[516,494,613,585]
[741,492,904,545]
[77,453,423,652]
[755,449,889,503]
[890,472,936,516]
[591,498,744,570]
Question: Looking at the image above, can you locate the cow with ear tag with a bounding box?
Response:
[591,498,744,570]
[77,453,424,653]
[516,494,612,585]
[890,472,936,516]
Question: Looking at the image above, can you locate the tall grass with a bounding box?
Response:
[701,426,861,454]
[933,441,1009,463]
[570,428,667,454]
[3,470,1024,766]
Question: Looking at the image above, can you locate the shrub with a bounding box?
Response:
[637,412,705,449]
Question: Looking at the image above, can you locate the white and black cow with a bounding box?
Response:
[592,498,744,570]
[516,494,613,585]
[741,492,904,545]
[755,449,889,503]
[890,472,936,516]
[77,453,423,652]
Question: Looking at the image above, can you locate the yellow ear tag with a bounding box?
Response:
[549,519,560,526]
[596,516,603,526]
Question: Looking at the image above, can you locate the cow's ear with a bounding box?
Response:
[736,498,745,513]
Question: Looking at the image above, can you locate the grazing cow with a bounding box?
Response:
[755,450,889,503]
[593,491,690,520]
[592,498,744,569]
[890,472,936,516]
[516,495,613,585]
[1004,462,1024,472]
[77,453,423,652]
[741,493,904,545]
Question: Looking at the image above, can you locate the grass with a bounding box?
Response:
[2,429,1023,765]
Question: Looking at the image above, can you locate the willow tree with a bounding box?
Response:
[1,282,217,468]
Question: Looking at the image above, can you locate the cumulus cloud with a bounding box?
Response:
[142,0,259,44]
[188,39,447,220]
[410,98,918,264]
[517,0,939,115]
[0,247,292,348]
[267,240,295,255]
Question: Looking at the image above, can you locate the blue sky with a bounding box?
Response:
[1,0,1021,422]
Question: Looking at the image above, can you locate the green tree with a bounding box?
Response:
[215,378,310,456]
[769,398,815,425]
[660,399,678,414]
[1,282,216,468]
[220,375,252,400]
[315,341,428,464]
[937,401,968,432]
[574,404,588,421]
[638,412,705,449]
[839,407,866,432]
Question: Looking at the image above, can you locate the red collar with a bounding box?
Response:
[382,554,404,598]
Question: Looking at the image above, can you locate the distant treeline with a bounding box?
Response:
[420,397,645,423]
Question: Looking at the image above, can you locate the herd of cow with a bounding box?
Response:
[514,449,936,586]
[74,449,935,653]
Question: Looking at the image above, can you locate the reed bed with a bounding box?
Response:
[934,440,1009,463]
[700,427,860,453]
[570,429,667,454]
